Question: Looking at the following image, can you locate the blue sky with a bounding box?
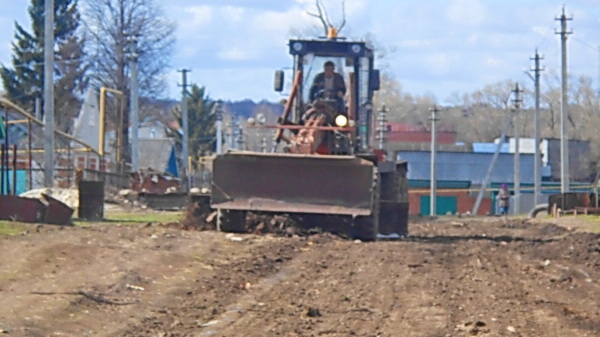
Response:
[1,0,600,103]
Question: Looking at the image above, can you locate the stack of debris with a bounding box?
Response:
[20,188,79,209]
[0,188,76,225]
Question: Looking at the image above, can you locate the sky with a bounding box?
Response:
[1,0,600,104]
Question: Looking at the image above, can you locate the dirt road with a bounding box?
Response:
[0,216,598,337]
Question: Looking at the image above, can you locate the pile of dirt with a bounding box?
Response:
[177,194,216,231]
[0,217,599,337]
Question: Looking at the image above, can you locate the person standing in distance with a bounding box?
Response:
[498,184,510,216]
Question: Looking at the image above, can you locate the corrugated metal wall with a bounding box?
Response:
[398,151,537,185]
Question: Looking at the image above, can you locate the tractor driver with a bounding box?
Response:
[309,60,346,111]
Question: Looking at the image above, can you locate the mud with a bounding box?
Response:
[0,216,598,337]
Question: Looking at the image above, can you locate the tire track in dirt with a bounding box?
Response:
[198,239,453,337]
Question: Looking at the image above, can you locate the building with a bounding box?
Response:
[398,151,540,215]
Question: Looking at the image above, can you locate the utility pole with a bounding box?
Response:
[214,101,223,155]
[429,105,439,217]
[178,68,191,190]
[529,50,544,204]
[512,84,523,215]
[556,6,572,193]
[127,35,140,171]
[43,0,55,188]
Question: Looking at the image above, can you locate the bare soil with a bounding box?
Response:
[0,214,599,337]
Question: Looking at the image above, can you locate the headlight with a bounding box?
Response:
[334,114,349,127]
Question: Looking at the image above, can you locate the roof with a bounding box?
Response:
[138,138,176,172]
[409,180,471,189]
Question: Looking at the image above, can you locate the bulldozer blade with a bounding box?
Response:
[211,151,376,216]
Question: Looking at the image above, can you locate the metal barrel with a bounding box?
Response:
[211,152,376,216]
[78,180,105,221]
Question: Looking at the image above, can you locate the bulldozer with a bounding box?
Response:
[210,31,409,240]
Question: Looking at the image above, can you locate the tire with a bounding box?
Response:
[217,209,247,233]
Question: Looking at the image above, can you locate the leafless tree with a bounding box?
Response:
[306,0,346,36]
[82,0,175,162]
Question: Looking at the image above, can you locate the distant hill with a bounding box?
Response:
[143,98,283,124]
[222,99,284,121]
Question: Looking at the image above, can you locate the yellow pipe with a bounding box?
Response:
[99,87,124,156]
[11,148,96,154]
[99,87,105,155]
[6,119,29,125]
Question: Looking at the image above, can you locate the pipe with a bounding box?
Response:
[4,108,9,194]
[99,87,105,156]
[1,145,4,195]
[98,87,124,157]
[28,119,32,190]
[0,98,100,155]
[12,145,17,195]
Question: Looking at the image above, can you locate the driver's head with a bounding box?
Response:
[323,61,335,77]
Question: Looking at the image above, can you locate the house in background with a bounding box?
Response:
[136,121,178,174]
[71,91,178,191]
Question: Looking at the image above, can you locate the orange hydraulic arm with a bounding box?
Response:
[287,109,328,154]
[273,71,302,146]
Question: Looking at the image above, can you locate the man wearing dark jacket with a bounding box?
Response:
[309,61,346,104]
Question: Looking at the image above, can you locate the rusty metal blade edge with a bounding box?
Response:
[212,199,371,216]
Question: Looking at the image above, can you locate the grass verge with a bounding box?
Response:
[0,221,26,236]
[73,211,184,226]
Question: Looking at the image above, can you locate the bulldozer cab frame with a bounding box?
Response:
[275,39,380,153]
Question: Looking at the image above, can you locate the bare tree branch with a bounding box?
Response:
[338,0,346,33]
[306,0,329,36]
[320,0,333,29]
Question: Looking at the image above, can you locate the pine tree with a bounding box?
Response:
[169,85,217,160]
[0,0,87,132]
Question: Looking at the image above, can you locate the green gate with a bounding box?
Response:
[420,196,457,216]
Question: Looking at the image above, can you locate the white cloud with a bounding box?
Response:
[217,47,257,61]
[532,25,553,37]
[446,0,488,27]
[184,5,214,28]
[486,57,503,67]
[222,5,245,22]
[427,53,455,75]
[181,67,283,101]
[251,7,311,35]
[398,39,432,49]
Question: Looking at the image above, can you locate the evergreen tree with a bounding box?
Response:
[169,85,217,160]
[0,0,87,132]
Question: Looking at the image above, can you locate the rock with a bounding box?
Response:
[307,307,321,317]
[118,189,133,196]
[507,326,516,333]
